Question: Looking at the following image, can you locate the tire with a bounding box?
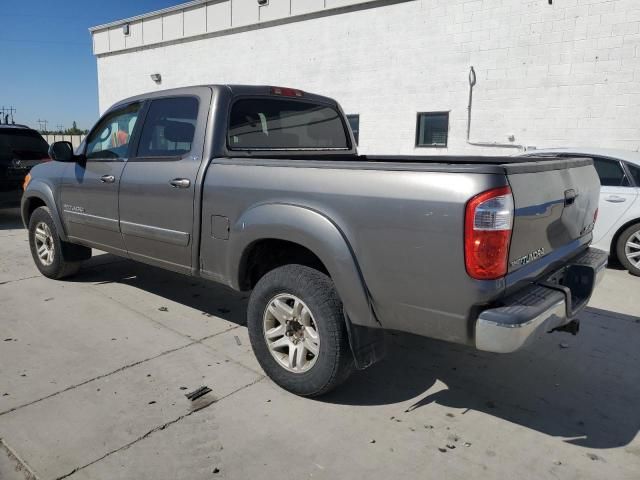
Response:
[247,264,354,397]
[28,206,91,279]
[616,223,640,276]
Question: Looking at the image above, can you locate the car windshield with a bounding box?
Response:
[0,130,49,161]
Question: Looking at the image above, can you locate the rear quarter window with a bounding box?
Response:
[0,130,48,161]
[228,98,349,150]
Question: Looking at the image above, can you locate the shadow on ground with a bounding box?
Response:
[0,207,23,231]
[3,207,638,451]
[73,252,249,326]
[68,251,640,451]
[322,311,640,450]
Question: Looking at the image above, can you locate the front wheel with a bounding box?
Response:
[28,206,90,279]
[247,265,354,397]
[616,223,640,276]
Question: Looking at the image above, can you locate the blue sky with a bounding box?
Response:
[0,0,181,131]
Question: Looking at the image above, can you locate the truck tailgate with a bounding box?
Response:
[506,158,600,273]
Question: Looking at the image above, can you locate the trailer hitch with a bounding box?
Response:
[549,319,580,336]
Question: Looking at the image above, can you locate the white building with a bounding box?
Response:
[90,0,640,155]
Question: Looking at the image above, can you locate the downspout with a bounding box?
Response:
[466,66,525,151]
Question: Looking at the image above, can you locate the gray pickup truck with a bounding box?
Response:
[22,85,607,396]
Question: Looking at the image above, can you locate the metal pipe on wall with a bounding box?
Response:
[466,66,525,151]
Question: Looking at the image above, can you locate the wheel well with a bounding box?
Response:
[24,197,46,223]
[239,239,329,290]
[610,219,640,257]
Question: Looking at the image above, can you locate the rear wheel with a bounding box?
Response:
[247,264,354,397]
[616,223,640,276]
[28,206,91,279]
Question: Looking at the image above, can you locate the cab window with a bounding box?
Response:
[85,103,141,160]
[136,97,199,158]
[228,98,349,150]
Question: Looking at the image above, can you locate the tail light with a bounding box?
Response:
[465,186,514,280]
[270,86,304,97]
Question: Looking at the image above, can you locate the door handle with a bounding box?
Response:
[169,178,191,188]
[100,175,115,183]
[605,195,626,203]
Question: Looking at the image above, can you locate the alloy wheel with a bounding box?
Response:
[625,231,640,268]
[263,293,320,373]
[34,222,55,266]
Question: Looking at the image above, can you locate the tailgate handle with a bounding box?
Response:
[564,189,578,206]
[170,178,191,188]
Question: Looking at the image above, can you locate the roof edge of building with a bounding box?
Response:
[88,0,209,32]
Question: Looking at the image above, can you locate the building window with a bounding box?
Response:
[416,112,449,148]
[346,114,360,145]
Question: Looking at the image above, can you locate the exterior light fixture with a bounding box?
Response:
[123,23,130,35]
[150,73,162,84]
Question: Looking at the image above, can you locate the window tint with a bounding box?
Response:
[0,130,48,161]
[346,114,360,145]
[86,103,141,160]
[137,97,199,158]
[416,112,449,148]
[228,99,349,150]
[626,163,640,186]
[593,158,630,187]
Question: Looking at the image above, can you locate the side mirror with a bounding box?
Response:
[48,141,76,162]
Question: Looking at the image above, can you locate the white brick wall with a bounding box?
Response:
[95,0,640,155]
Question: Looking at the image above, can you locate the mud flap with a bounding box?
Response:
[343,313,386,370]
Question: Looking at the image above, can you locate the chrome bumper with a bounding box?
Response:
[476,247,608,354]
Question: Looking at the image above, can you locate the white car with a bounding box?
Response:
[521,148,640,276]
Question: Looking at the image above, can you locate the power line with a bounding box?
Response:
[36,119,48,132]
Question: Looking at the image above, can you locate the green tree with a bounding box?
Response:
[65,121,84,135]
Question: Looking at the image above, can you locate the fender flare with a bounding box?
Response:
[21,180,68,242]
[228,203,385,369]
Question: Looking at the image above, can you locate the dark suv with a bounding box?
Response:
[0,124,49,208]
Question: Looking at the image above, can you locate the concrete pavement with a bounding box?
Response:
[1,207,639,480]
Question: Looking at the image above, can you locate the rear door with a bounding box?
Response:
[59,102,142,254]
[118,90,210,274]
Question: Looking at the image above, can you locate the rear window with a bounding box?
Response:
[228,98,349,150]
[0,130,48,161]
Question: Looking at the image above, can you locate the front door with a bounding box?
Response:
[59,102,142,255]
[118,91,210,274]
[591,157,639,245]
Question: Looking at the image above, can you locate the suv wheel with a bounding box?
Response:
[247,264,354,397]
[28,206,90,279]
[616,223,640,276]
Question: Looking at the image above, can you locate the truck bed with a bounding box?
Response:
[223,154,593,175]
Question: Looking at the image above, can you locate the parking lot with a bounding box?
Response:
[1,206,639,480]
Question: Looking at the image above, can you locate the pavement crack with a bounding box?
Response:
[0,275,40,285]
[0,326,240,417]
[1,437,40,480]
[53,376,265,480]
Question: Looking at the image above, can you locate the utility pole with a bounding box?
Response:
[1,106,16,123]
[56,124,64,133]
[37,119,48,132]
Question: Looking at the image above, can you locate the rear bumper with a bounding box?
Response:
[475,247,607,353]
